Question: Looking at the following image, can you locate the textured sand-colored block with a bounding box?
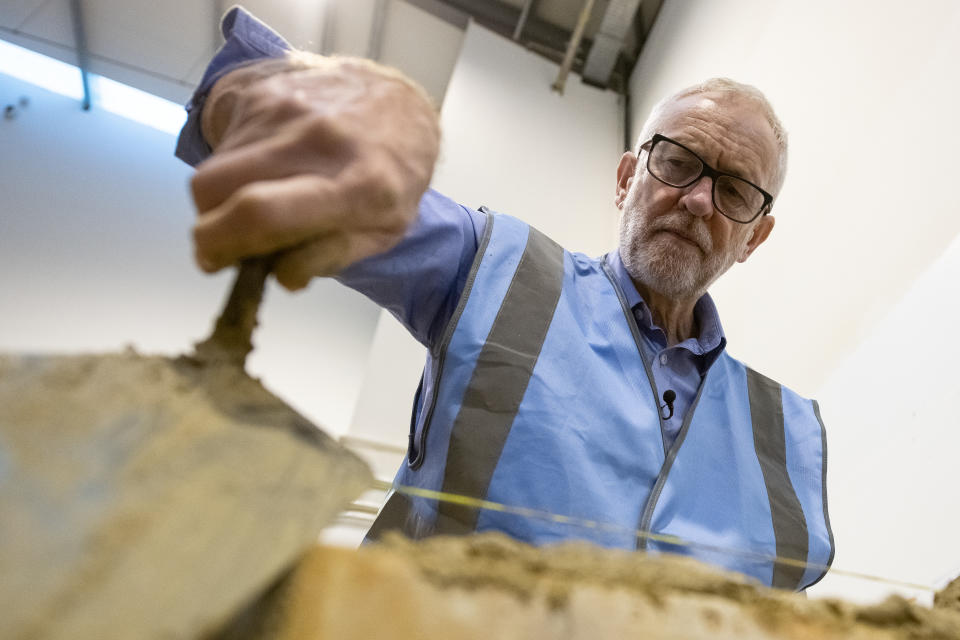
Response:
[217,534,960,640]
[0,351,372,640]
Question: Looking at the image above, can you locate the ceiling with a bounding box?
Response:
[0,0,661,108]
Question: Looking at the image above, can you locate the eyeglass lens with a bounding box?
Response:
[648,139,764,222]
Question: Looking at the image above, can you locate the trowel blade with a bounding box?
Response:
[0,351,372,640]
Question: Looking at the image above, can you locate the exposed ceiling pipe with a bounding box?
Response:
[551,0,595,95]
[582,0,642,88]
[367,0,389,61]
[512,0,536,41]
[321,0,337,55]
[68,0,91,110]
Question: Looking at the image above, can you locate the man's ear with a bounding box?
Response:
[615,151,638,209]
[738,215,775,263]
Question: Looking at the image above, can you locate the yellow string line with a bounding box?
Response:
[369,479,935,593]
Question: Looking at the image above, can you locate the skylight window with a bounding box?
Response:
[0,38,186,135]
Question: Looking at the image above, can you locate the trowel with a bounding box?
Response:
[0,258,372,639]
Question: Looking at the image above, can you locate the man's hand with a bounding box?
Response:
[189,53,440,290]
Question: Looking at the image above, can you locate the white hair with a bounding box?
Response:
[636,78,788,198]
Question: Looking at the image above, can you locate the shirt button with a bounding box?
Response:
[659,353,668,365]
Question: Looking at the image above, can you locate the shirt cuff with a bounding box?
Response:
[174,6,293,166]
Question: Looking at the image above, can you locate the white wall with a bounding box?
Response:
[629,0,960,601]
[0,72,381,437]
[813,232,960,604]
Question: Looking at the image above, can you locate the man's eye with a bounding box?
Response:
[666,158,695,170]
[720,182,743,199]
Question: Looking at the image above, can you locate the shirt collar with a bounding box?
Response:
[605,250,727,366]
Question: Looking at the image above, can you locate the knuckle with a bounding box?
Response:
[381,209,411,237]
[190,170,212,206]
[192,221,211,250]
[303,112,333,137]
[189,171,204,195]
[191,228,219,272]
[301,114,349,151]
[368,179,401,212]
[269,92,309,119]
[353,167,403,212]
[232,185,272,225]
[411,162,433,191]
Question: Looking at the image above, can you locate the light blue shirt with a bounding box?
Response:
[605,250,726,450]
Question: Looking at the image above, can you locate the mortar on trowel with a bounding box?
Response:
[0,258,372,640]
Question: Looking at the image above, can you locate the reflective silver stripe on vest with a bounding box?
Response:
[807,400,835,587]
[435,226,565,534]
[746,367,810,590]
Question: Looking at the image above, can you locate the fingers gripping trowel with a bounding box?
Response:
[0,259,372,639]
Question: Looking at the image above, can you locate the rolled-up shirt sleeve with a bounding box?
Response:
[175,6,293,166]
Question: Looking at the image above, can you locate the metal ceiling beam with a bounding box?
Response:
[367,0,389,61]
[551,0,595,94]
[512,0,537,41]
[582,0,642,87]
[321,0,337,55]
[68,0,91,110]
[403,0,470,30]
[409,0,665,92]
[436,0,580,58]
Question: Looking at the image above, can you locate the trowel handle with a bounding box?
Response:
[193,256,274,366]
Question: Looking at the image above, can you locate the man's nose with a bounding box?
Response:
[680,176,715,218]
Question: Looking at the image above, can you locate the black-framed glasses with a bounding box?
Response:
[642,133,773,223]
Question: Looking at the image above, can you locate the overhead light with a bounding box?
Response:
[0,38,84,99]
[0,38,186,136]
[95,75,185,135]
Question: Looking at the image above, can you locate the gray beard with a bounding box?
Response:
[619,214,738,300]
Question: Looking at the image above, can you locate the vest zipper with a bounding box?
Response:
[636,380,707,549]
[599,260,706,551]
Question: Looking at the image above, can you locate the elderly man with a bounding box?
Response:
[179,8,833,591]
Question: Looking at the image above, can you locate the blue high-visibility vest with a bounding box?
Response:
[368,211,834,591]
